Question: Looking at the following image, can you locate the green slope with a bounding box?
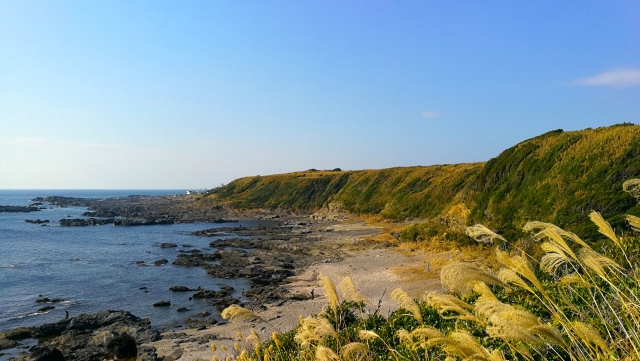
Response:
[208,164,482,221]
[467,123,640,237]
[207,124,640,237]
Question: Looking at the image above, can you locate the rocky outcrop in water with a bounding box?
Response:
[59,218,175,227]
[0,310,160,361]
[25,219,50,224]
[0,205,40,213]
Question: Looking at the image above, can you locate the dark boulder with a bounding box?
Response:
[2,310,160,361]
[169,286,191,292]
[36,298,64,303]
[159,243,177,248]
[154,259,168,266]
[38,306,55,312]
[185,316,217,330]
[152,301,171,307]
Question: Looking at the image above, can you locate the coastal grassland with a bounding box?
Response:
[206,124,640,244]
[220,210,640,361]
[468,123,640,240]
[207,164,482,221]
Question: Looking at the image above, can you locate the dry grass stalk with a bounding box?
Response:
[340,343,369,361]
[391,288,423,324]
[465,224,506,245]
[318,274,340,311]
[440,262,502,295]
[315,346,341,361]
[221,305,258,322]
[590,211,620,247]
[496,251,546,295]
[339,277,368,304]
[424,292,480,324]
[295,316,337,348]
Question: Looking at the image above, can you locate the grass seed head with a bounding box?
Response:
[318,274,340,310]
[466,224,506,245]
[358,330,380,341]
[271,332,283,348]
[340,343,369,361]
[440,262,502,295]
[221,305,258,322]
[590,211,620,247]
[340,276,368,303]
[315,346,341,361]
[570,321,611,352]
[391,288,423,324]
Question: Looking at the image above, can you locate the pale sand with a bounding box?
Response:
[146,222,446,361]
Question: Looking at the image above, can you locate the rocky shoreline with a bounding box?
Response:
[1,194,382,361]
[32,195,236,225]
[0,310,160,361]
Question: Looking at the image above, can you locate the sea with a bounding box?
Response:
[0,189,262,333]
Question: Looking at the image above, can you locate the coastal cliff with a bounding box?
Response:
[207,123,640,238]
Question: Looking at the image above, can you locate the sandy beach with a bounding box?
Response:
[147,220,447,361]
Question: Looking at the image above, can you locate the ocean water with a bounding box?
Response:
[0,190,260,331]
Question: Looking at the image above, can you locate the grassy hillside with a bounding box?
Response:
[467,124,640,237]
[207,123,640,237]
[208,164,482,221]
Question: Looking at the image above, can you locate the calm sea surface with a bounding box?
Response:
[0,190,260,331]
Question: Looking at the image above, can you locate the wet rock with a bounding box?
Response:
[0,205,40,213]
[36,298,64,303]
[154,259,168,266]
[289,292,312,301]
[172,254,206,267]
[152,301,171,307]
[160,243,177,248]
[162,332,187,339]
[192,290,227,299]
[0,338,18,350]
[185,316,217,330]
[25,219,50,224]
[176,308,189,313]
[2,310,160,361]
[81,210,119,218]
[38,306,55,312]
[169,286,191,292]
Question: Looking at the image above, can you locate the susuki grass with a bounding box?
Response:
[217,182,640,361]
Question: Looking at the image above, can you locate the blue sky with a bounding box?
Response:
[1,1,639,189]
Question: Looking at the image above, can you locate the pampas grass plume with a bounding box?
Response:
[316,346,341,361]
[590,211,620,247]
[391,288,423,324]
[318,274,340,310]
[358,330,381,341]
[440,262,502,295]
[340,342,369,361]
[340,276,368,303]
[221,305,257,322]
[271,332,283,348]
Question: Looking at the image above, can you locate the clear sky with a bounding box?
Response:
[1,1,639,189]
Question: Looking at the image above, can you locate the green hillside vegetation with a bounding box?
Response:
[207,124,640,240]
[467,124,640,238]
[209,164,482,221]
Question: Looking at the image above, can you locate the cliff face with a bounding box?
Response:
[208,123,640,236]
